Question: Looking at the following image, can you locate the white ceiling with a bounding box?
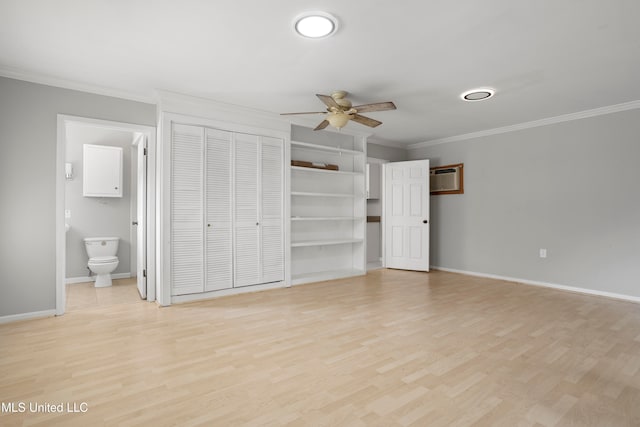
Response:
[1,0,639,146]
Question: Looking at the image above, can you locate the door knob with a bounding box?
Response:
[423,220,429,224]
[132,221,138,225]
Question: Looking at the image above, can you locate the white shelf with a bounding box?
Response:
[291,140,364,156]
[291,269,366,286]
[291,238,364,248]
[291,166,363,176]
[291,216,365,221]
[291,191,354,198]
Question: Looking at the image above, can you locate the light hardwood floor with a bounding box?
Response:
[1,269,640,426]
[66,278,141,311]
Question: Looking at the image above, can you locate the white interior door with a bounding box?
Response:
[135,134,147,298]
[171,124,204,295]
[384,160,430,271]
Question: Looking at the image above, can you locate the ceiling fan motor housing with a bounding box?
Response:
[332,91,352,109]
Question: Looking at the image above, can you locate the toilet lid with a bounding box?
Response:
[89,256,118,264]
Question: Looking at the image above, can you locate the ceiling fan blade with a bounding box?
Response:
[351,114,382,128]
[316,94,341,110]
[280,111,325,115]
[313,120,330,131]
[353,101,397,113]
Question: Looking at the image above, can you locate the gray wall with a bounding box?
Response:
[367,142,408,162]
[408,108,640,297]
[65,124,136,279]
[0,77,155,317]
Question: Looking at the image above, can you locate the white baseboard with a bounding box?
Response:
[367,261,383,271]
[0,309,57,324]
[66,272,132,285]
[431,266,640,303]
[171,280,286,304]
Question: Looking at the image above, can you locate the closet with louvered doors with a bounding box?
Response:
[170,123,284,296]
[233,133,285,287]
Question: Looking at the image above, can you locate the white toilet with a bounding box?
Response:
[84,237,120,287]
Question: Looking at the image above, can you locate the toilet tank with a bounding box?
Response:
[84,237,119,258]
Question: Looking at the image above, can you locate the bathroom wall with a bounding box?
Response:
[0,76,155,318]
[65,123,136,280]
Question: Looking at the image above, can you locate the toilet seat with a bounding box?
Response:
[89,256,118,264]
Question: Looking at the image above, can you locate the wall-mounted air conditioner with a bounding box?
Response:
[430,163,463,194]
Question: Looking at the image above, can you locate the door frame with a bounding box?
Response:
[132,133,147,298]
[56,115,157,315]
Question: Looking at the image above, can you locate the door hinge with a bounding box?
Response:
[143,148,148,156]
[143,269,147,278]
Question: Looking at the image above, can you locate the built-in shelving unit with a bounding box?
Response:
[291,269,366,284]
[290,140,363,156]
[291,216,365,221]
[291,191,354,198]
[291,238,364,247]
[290,125,367,286]
[291,166,362,176]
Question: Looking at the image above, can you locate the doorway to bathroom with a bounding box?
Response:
[56,115,157,315]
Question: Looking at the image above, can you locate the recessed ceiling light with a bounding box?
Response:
[294,12,338,39]
[460,88,495,102]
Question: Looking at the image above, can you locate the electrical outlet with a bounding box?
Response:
[65,209,71,219]
[539,248,547,258]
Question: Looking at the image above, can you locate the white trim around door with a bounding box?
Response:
[56,115,157,315]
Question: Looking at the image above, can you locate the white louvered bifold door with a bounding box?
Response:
[260,137,284,283]
[233,133,260,287]
[205,128,233,292]
[171,124,204,295]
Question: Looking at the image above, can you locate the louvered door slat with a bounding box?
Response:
[235,133,259,224]
[171,124,204,295]
[234,133,260,287]
[234,226,260,287]
[261,223,283,283]
[260,137,284,282]
[205,128,233,292]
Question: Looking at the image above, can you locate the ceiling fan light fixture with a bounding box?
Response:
[327,111,351,129]
[460,88,495,102]
[294,12,338,38]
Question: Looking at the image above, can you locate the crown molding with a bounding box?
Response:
[157,89,292,134]
[0,66,156,104]
[157,89,280,120]
[367,138,408,149]
[408,99,640,150]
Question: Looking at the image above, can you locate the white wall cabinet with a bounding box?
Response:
[83,144,123,197]
[290,125,366,285]
[170,124,284,296]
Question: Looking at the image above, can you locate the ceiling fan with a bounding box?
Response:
[281,90,396,131]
